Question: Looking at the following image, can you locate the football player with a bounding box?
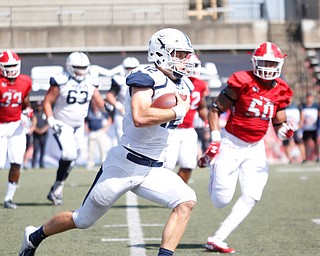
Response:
[105,56,140,144]
[164,54,209,183]
[19,28,196,256]
[0,50,33,209]
[43,52,106,206]
[199,42,294,253]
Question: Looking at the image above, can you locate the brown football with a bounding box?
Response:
[151,93,187,109]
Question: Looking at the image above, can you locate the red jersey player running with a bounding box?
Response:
[165,54,208,183]
[0,50,33,209]
[199,42,294,253]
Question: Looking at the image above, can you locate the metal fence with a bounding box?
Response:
[0,4,190,27]
[0,3,268,28]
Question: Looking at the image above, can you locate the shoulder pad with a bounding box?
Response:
[274,78,293,109]
[50,71,70,86]
[126,67,155,88]
[85,75,100,88]
[227,71,254,88]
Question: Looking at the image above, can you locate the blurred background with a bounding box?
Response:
[2,0,320,166]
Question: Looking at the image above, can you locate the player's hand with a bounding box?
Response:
[115,101,125,115]
[47,116,64,135]
[172,93,190,124]
[198,141,221,168]
[22,107,34,118]
[175,93,190,114]
[104,102,116,119]
[277,123,295,141]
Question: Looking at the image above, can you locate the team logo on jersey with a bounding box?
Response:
[1,82,7,87]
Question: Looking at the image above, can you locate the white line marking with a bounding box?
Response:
[126,191,147,256]
[312,219,320,224]
[101,238,161,242]
[104,224,164,228]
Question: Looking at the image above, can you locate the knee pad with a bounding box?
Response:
[72,211,95,229]
[241,194,257,208]
[211,195,233,208]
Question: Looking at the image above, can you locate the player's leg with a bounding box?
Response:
[20,146,133,255]
[177,128,198,183]
[133,167,196,254]
[5,123,26,209]
[87,131,97,170]
[207,140,268,253]
[163,129,181,171]
[48,125,78,205]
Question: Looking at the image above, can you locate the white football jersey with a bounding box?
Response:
[51,71,99,127]
[121,65,194,161]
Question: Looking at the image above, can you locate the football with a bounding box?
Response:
[151,93,187,109]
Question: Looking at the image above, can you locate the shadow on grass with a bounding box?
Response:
[130,243,206,250]
[112,205,164,209]
[15,202,54,207]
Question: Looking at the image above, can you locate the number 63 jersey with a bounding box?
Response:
[50,71,99,128]
[225,70,293,143]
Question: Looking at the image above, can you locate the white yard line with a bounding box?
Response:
[126,191,147,256]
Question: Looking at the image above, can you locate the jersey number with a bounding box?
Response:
[1,91,22,107]
[66,90,88,104]
[247,98,274,119]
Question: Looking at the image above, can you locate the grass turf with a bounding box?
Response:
[1,162,320,255]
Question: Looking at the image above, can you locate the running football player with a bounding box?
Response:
[19,28,197,256]
[0,50,33,209]
[200,42,294,253]
[44,51,106,206]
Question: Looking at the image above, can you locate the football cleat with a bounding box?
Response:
[19,226,37,256]
[205,238,236,254]
[4,200,17,209]
[47,190,62,206]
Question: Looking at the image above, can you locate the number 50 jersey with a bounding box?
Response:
[225,70,293,143]
[50,71,99,128]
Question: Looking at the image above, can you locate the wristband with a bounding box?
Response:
[47,116,55,128]
[172,105,186,120]
[115,101,123,110]
[211,130,221,141]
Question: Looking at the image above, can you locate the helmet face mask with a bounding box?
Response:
[66,52,90,81]
[186,54,201,77]
[251,42,285,80]
[0,50,21,79]
[148,28,195,79]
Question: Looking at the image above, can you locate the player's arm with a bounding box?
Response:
[131,86,190,127]
[197,97,208,123]
[208,86,236,133]
[92,88,108,111]
[273,109,294,140]
[22,95,31,109]
[198,86,236,168]
[105,81,124,113]
[28,115,37,134]
[43,85,59,119]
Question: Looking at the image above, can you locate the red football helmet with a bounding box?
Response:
[251,42,285,80]
[0,50,21,79]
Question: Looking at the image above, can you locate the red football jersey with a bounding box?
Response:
[178,76,208,128]
[0,74,32,123]
[225,71,293,143]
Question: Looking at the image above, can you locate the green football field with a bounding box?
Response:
[1,162,320,256]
